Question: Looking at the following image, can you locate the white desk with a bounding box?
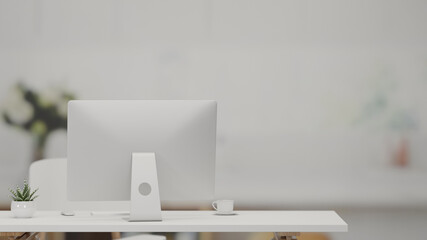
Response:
[0,210,347,233]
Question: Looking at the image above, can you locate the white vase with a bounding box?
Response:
[11,201,36,218]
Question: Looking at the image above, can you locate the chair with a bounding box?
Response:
[29,158,165,240]
[29,158,67,211]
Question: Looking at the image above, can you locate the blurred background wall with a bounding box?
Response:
[1,0,427,239]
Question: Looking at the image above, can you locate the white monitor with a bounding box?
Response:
[67,100,217,221]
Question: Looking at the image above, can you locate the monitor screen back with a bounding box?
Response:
[67,100,216,204]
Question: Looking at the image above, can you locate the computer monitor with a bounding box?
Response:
[67,100,217,221]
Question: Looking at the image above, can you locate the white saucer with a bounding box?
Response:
[214,211,237,216]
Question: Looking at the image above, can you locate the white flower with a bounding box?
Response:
[39,86,69,118]
[2,87,34,125]
[39,87,62,107]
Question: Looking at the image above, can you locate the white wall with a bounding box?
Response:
[1,1,427,239]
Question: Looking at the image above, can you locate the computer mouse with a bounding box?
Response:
[61,211,75,216]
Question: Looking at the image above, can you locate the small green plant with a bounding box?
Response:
[8,180,38,201]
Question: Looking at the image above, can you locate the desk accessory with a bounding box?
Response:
[212,200,234,214]
[8,180,38,218]
[60,211,75,216]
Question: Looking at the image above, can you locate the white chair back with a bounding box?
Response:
[29,158,67,210]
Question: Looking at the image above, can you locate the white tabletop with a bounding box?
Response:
[0,211,347,233]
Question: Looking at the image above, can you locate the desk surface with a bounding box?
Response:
[0,211,347,233]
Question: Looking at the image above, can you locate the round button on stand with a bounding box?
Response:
[139,182,152,196]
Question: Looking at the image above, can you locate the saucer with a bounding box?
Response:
[214,211,237,216]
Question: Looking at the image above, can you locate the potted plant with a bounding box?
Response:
[9,180,39,218]
[2,82,76,162]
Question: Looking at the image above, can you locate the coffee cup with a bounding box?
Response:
[212,200,234,214]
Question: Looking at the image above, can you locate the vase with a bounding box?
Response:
[10,201,36,218]
[394,137,410,167]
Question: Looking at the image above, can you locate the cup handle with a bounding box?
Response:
[212,201,218,210]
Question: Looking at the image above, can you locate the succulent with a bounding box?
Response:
[9,180,38,202]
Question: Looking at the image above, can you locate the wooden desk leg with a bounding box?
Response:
[273,232,300,240]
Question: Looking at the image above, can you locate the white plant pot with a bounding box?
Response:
[11,201,36,218]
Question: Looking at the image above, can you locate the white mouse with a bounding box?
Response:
[61,211,75,216]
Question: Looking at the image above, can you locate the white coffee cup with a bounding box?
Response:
[212,200,234,213]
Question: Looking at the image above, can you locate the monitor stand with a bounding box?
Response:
[129,152,162,221]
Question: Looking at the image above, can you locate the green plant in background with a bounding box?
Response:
[8,180,38,202]
[1,82,76,161]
